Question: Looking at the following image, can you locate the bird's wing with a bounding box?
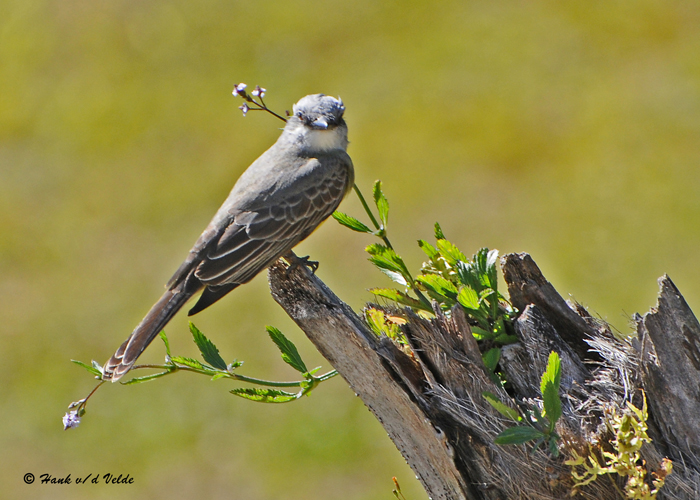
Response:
[193,155,351,287]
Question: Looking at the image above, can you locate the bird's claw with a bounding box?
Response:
[285,253,319,276]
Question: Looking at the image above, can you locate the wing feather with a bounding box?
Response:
[192,155,351,287]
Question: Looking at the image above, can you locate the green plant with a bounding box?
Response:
[484,351,562,456]
[64,323,337,429]
[565,393,672,499]
[333,180,517,375]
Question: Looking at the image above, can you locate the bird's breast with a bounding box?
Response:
[301,127,348,153]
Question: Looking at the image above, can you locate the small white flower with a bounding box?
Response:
[251,85,266,98]
[62,411,81,430]
[232,83,247,96]
[239,103,249,116]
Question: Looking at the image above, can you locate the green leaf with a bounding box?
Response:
[122,371,171,385]
[482,347,501,372]
[472,247,498,290]
[230,388,298,403]
[434,222,446,240]
[485,249,499,290]
[483,392,521,421]
[418,240,439,260]
[366,244,412,286]
[456,261,482,292]
[211,372,228,381]
[494,426,546,445]
[332,211,373,233]
[373,180,389,228]
[471,326,491,340]
[190,323,227,370]
[365,307,393,337]
[436,238,467,266]
[159,330,171,357]
[540,351,562,430]
[370,288,431,311]
[267,326,308,373]
[416,274,458,303]
[549,436,560,457]
[493,333,519,345]
[457,286,480,310]
[170,356,206,370]
[71,359,103,377]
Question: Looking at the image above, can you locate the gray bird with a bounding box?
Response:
[103,94,353,381]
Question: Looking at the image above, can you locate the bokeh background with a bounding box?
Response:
[2,1,700,498]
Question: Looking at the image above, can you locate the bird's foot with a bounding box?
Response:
[284,252,319,276]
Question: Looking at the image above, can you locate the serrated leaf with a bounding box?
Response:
[470,247,498,290]
[482,347,501,372]
[457,286,480,310]
[483,392,521,421]
[170,356,206,370]
[267,326,308,373]
[434,222,446,240]
[190,323,227,370]
[416,274,458,302]
[494,426,545,445]
[436,239,467,266]
[418,240,439,259]
[486,249,499,290]
[370,288,430,311]
[373,180,389,228]
[332,211,373,233]
[71,359,103,377]
[540,351,562,430]
[230,388,298,403]
[375,267,409,286]
[456,261,483,292]
[122,371,171,385]
[365,242,388,256]
[366,244,411,286]
[159,330,171,357]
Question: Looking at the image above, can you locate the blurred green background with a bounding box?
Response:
[2,0,700,498]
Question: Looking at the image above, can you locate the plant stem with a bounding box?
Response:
[352,184,393,249]
[131,363,337,388]
[352,183,432,310]
[246,96,287,123]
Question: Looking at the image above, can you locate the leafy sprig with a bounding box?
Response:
[333,180,517,377]
[65,323,337,429]
[484,351,563,456]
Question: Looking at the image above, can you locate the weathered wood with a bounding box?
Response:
[268,260,472,500]
[268,253,700,500]
[501,304,589,400]
[502,253,601,361]
[636,275,700,470]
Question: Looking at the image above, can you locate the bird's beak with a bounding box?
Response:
[311,117,329,129]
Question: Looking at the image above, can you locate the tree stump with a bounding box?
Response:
[268,253,700,500]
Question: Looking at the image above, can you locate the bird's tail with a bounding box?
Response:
[103,287,195,381]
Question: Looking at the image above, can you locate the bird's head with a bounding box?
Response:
[287,94,348,152]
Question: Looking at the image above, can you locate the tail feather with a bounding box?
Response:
[103,287,195,381]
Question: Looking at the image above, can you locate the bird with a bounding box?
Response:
[103,94,354,381]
